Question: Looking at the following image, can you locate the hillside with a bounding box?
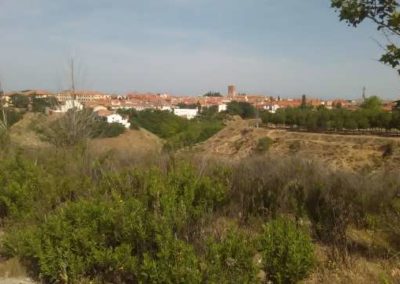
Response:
[9,113,52,148]
[8,113,163,159]
[89,128,163,159]
[193,117,400,172]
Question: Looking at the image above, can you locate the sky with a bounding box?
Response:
[0,0,399,99]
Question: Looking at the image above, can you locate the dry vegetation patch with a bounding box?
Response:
[194,117,400,172]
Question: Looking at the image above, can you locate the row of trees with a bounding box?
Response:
[262,97,400,131]
[8,93,58,112]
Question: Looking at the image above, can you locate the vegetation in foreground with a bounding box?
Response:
[0,135,398,283]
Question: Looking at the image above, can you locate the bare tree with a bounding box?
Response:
[0,80,7,130]
[44,57,98,147]
[43,108,98,147]
[0,79,9,146]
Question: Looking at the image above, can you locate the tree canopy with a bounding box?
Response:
[331,0,400,74]
[360,95,383,111]
[203,91,222,97]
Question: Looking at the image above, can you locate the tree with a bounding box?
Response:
[360,95,382,111]
[43,109,98,146]
[331,0,400,74]
[0,81,7,132]
[203,91,222,97]
[10,94,30,108]
[301,94,307,108]
[32,96,58,113]
[226,101,256,118]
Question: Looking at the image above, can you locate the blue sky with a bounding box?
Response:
[0,0,399,99]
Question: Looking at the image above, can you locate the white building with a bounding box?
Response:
[173,108,198,119]
[106,113,131,128]
[53,100,83,113]
[218,104,227,112]
[160,105,172,112]
[264,104,280,114]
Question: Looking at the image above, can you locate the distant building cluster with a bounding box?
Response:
[2,86,397,125]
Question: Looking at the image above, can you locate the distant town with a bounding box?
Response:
[2,85,398,126]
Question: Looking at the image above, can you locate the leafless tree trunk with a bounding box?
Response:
[44,57,97,147]
[0,80,7,130]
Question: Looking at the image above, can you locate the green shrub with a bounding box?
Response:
[259,218,314,284]
[255,137,273,153]
[92,121,126,138]
[140,232,202,283]
[4,199,153,282]
[226,101,256,118]
[10,94,30,109]
[2,162,228,283]
[0,108,23,127]
[204,228,258,283]
[31,96,58,113]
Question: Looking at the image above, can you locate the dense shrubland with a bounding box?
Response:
[0,143,398,283]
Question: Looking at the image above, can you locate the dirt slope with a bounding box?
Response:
[194,117,400,172]
[9,113,52,148]
[89,128,163,159]
[8,113,163,160]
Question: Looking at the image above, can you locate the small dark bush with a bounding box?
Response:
[255,137,273,153]
[93,121,126,138]
[289,140,301,153]
[10,94,30,109]
[382,142,394,158]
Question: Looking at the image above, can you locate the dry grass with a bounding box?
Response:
[194,117,400,172]
[88,128,163,164]
[8,112,164,164]
[8,113,52,148]
[304,244,399,284]
[0,257,29,279]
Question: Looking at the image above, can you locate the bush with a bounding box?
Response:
[204,228,258,283]
[226,101,256,119]
[304,176,358,250]
[42,109,97,146]
[10,94,30,109]
[3,199,202,283]
[382,142,394,158]
[92,121,126,138]
[255,137,273,153]
[2,162,229,283]
[31,96,58,113]
[259,218,314,284]
[0,108,23,127]
[140,232,202,283]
